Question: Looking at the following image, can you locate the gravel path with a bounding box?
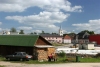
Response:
[0,61,100,67]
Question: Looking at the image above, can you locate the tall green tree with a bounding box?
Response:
[30,32,34,34]
[19,30,24,34]
[10,27,17,32]
[34,32,37,35]
[52,32,57,34]
[42,30,45,34]
[78,30,95,35]
[67,32,76,37]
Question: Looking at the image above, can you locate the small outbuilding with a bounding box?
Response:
[0,35,55,61]
[78,43,94,50]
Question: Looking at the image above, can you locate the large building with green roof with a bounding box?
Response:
[0,35,55,61]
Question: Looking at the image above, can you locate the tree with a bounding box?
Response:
[10,27,17,32]
[42,30,45,34]
[67,32,76,37]
[30,32,34,34]
[34,32,37,35]
[19,30,24,34]
[52,32,57,35]
[78,30,95,35]
[68,32,76,35]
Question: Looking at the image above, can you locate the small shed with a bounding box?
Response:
[79,43,94,50]
[34,45,55,61]
[0,35,55,61]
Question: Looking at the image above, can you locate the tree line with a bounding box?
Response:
[10,27,24,34]
[10,27,95,35]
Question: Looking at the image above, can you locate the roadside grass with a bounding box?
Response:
[1,56,100,64]
[0,56,68,64]
[0,56,5,61]
[0,65,5,67]
[80,57,100,62]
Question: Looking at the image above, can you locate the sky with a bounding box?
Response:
[0,0,100,34]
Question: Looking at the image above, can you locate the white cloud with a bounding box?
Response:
[0,22,2,31]
[0,0,82,12]
[5,11,69,33]
[0,22,2,25]
[31,30,42,34]
[3,0,82,33]
[17,26,32,30]
[1,28,10,32]
[72,19,100,33]
[0,28,2,31]
[6,11,69,24]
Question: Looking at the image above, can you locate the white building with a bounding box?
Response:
[59,25,63,36]
[63,35,71,43]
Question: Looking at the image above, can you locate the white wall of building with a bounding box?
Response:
[63,39,71,43]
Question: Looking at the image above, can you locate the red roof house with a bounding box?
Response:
[63,35,71,43]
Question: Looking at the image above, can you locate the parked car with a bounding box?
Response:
[5,52,33,61]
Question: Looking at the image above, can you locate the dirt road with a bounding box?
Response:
[0,61,100,67]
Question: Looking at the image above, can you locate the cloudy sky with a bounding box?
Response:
[0,0,100,34]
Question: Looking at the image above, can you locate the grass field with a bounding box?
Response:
[80,57,100,62]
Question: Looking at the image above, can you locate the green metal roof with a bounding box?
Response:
[0,35,39,47]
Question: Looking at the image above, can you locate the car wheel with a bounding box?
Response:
[26,59,29,61]
[20,58,23,61]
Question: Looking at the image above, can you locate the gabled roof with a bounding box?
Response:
[0,35,39,47]
[75,32,90,39]
[64,35,71,39]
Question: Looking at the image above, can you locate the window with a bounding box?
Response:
[17,53,22,55]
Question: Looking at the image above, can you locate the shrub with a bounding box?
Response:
[57,50,66,57]
[95,53,100,58]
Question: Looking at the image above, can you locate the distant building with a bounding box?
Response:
[59,25,63,36]
[72,32,90,44]
[40,34,63,43]
[78,43,94,50]
[89,35,100,45]
[63,35,71,43]
[0,35,55,61]
[0,31,19,35]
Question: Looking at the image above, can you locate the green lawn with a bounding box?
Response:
[80,57,100,62]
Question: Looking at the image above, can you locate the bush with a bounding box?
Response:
[56,51,67,62]
[57,50,66,57]
[95,53,100,58]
